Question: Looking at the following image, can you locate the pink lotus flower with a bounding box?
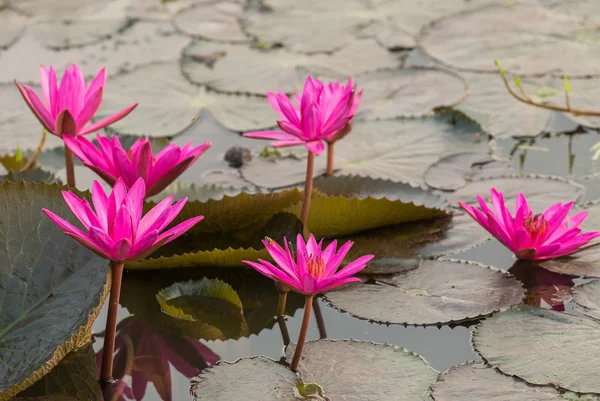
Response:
[243,76,362,155]
[243,234,374,295]
[64,133,211,197]
[43,177,203,263]
[15,64,138,137]
[459,188,600,260]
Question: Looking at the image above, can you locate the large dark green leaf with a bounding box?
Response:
[0,168,60,185]
[473,306,600,394]
[0,182,110,400]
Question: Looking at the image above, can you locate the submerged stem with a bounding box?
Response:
[64,144,76,188]
[326,142,334,176]
[277,292,288,317]
[300,151,315,232]
[291,294,314,372]
[100,261,125,383]
[19,129,47,172]
[312,297,327,339]
[277,315,291,346]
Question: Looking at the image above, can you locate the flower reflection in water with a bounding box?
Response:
[508,260,575,311]
[96,316,219,401]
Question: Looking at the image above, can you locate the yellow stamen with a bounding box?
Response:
[307,256,326,279]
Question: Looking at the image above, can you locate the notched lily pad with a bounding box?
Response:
[31,19,130,50]
[572,280,600,320]
[325,259,524,325]
[473,306,600,394]
[0,182,110,400]
[424,152,512,191]
[432,361,567,401]
[127,212,302,269]
[0,168,60,185]
[285,339,439,401]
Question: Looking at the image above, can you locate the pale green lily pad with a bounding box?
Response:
[96,61,280,136]
[31,19,130,50]
[0,182,110,401]
[0,8,27,49]
[443,175,583,211]
[192,357,300,400]
[8,0,106,18]
[181,39,400,95]
[299,175,447,238]
[285,340,439,401]
[424,152,512,191]
[473,306,600,394]
[127,212,302,269]
[432,361,567,401]
[572,280,600,320]
[419,2,600,76]
[325,260,524,325]
[174,2,249,43]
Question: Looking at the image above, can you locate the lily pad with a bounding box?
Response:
[127,212,302,269]
[181,39,400,95]
[300,175,448,238]
[14,345,100,401]
[424,152,513,191]
[333,115,488,186]
[572,280,600,320]
[192,357,300,400]
[174,2,249,43]
[473,306,600,394]
[431,361,566,401]
[325,259,524,325]
[0,182,110,400]
[418,2,600,76]
[0,8,27,49]
[96,61,280,136]
[0,168,60,185]
[8,0,106,18]
[31,19,130,50]
[146,182,302,233]
[443,175,583,211]
[285,340,439,401]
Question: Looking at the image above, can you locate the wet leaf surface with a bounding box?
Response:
[0,182,109,400]
[325,260,524,325]
[31,19,130,50]
[572,280,600,320]
[473,306,600,394]
[174,2,248,43]
[0,8,27,49]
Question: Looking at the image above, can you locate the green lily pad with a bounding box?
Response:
[174,2,249,43]
[31,19,130,50]
[127,212,302,269]
[473,306,600,394]
[14,345,100,401]
[298,175,447,238]
[424,152,512,191]
[285,340,439,401]
[418,2,600,76]
[95,61,280,136]
[0,182,110,400]
[572,280,600,320]
[0,8,27,49]
[0,168,60,185]
[443,175,584,211]
[192,356,300,400]
[181,39,400,95]
[325,260,524,325]
[432,361,567,401]
[146,182,302,234]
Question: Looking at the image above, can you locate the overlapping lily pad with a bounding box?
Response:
[127,212,302,269]
[325,259,524,325]
[8,0,105,18]
[96,61,280,136]
[300,175,447,238]
[0,182,110,400]
[474,306,600,394]
[0,8,27,49]
[432,361,567,401]
[424,152,512,191]
[419,2,600,76]
[181,39,400,95]
[0,168,60,185]
[174,2,248,43]
[31,19,130,50]
[571,280,600,321]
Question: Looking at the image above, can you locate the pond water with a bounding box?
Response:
[3,0,600,400]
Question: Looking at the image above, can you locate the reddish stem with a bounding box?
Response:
[64,144,76,188]
[326,142,334,176]
[299,151,315,230]
[100,261,125,383]
[290,295,314,371]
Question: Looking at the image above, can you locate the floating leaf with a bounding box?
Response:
[0,9,26,49]
[572,280,600,320]
[298,175,447,238]
[146,182,302,234]
[443,175,583,211]
[432,361,566,401]
[0,182,110,400]
[0,168,60,185]
[31,19,130,50]
[424,152,512,191]
[96,61,280,136]
[418,2,600,76]
[325,260,523,325]
[127,212,302,269]
[473,306,600,394]
[8,0,107,18]
[181,39,400,95]
[285,340,439,401]
[192,357,300,400]
[174,2,249,43]
[14,345,100,401]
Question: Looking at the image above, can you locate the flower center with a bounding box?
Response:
[523,214,548,240]
[307,256,326,279]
